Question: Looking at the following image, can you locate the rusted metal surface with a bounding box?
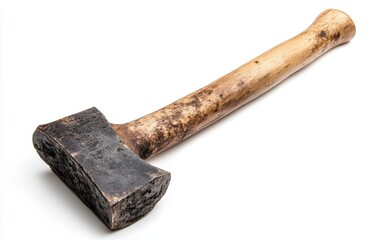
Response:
[33,108,170,229]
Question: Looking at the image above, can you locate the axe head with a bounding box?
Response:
[33,107,171,230]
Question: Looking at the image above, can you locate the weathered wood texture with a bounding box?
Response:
[112,9,356,159]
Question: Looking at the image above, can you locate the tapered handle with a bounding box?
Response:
[113,9,356,159]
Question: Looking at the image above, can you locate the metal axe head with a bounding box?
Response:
[33,107,171,230]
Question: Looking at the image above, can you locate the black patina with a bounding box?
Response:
[33,108,170,230]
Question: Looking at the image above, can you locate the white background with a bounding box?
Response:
[1,1,381,239]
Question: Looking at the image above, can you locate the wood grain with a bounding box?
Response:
[112,9,356,159]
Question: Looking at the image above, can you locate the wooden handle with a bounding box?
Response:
[112,9,356,159]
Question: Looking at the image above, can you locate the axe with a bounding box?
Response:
[33,9,355,230]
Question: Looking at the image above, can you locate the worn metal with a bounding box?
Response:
[33,108,170,229]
